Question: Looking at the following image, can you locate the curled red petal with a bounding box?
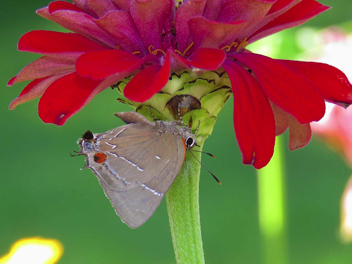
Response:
[9,75,64,110]
[19,30,106,54]
[124,52,171,102]
[76,50,143,80]
[8,76,16,86]
[48,1,85,13]
[232,53,326,124]
[9,56,75,85]
[270,102,289,136]
[37,7,116,48]
[288,115,312,151]
[189,48,226,70]
[271,101,312,150]
[280,60,352,108]
[250,0,330,43]
[38,73,101,125]
[223,60,275,169]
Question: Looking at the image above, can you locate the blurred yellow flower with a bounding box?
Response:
[341,176,352,243]
[0,237,63,264]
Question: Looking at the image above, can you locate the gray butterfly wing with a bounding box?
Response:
[84,123,186,228]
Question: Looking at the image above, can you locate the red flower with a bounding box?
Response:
[9,0,352,168]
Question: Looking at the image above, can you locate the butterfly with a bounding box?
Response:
[77,111,197,228]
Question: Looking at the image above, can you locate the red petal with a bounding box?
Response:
[9,56,75,85]
[38,73,101,125]
[218,0,275,23]
[130,0,173,50]
[175,0,206,53]
[270,102,289,136]
[267,0,296,15]
[124,53,171,102]
[111,0,130,12]
[232,53,326,124]
[218,0,275,40]
[189,48,226,70]
[8,76,16,86]
[48,1,85,13]
[19,30,106,54]
[70,0,117,17]
[9,75,63,110]
[170,48,227,71]
[95,10,145,54]
[76,50,143,80]
[280,60,352,108]
[37,7,116,48]
[223,60,275,169]
[250,0,330,43]
[272,102,312,150]
[169,49,192,69]
[188,17,247,49]
[288,115,312,150]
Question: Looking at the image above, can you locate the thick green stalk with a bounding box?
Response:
[257,136,288,264]
[166,144,204,264]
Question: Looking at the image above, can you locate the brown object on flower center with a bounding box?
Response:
[166,95,201,120]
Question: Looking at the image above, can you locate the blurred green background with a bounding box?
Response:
[1,0,352,263]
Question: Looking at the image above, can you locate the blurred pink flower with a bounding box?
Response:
[307,28,352,243]
[310,28,352,165]
[313,104,352,165]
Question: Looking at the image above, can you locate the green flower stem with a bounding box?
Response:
[166,144,204,264]
[257,136,288,264]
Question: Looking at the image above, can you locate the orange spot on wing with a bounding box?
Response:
[94,153,107,163]
[181,138,187,153]
[181,138,187,165]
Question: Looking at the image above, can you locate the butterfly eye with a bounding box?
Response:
[186,136,195,147]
